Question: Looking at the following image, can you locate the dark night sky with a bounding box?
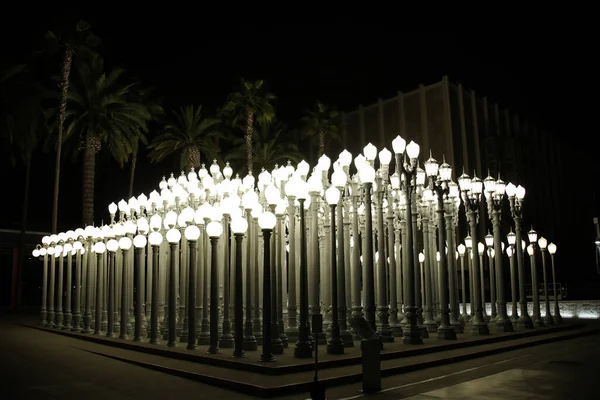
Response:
[1,10,598,289]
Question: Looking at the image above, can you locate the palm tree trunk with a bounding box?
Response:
[82,135,97,226]
[319,129,325,157]
[13,155,31,309]
[51,45,74,233]
[246,110,254,174]
[128,147,137,199]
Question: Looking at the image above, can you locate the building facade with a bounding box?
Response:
[339,76,563,240]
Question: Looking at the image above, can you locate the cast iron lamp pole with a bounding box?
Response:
[106,239,118,337]
[166,227,181,347]
[133,235,147,341]
[148,225,163,344]
[63,236,73,330]
[537,237,554,325]
[259,211,277,362]
[40,239,50,326]
[506,231,519,322]
[527,229,544,327]
[424,154,456,340]
[392,136,423,345]
[72,236,84,332]
[207,220,223,354]
[458,172,489,335]
[506,183,534,329]
[242,191,258,350]
[547,243,562,324]
[93,241,106,335]
[325,186,344,354]
[231,217,248,357]
[183,225,200,349]
[457,244,469,321]
[119,237,132,339]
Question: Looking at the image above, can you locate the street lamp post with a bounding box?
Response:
[94,241,106,335]
[392,136,423,345]
[40,239,50,326]
[537,237,554,325]
[259,211,277,362]
[119,236,132,339]
[72,235,84,332]
[424,154,456,340]
[326,186,344,354]
[106,239,118,337]
[527,228,544,327]
[506,183,533,329]
[506,231,518,322]
[148,223,163,344]
[207,220,222,354]
[230,217,248,358]
[457,244,468,321]
[133,234,147,342]
[547,243,562,324]
[458,172,489,335]
[166,227,181,347]
[242,192,258,351]
[184,225,200,350]
[484,232,497,321]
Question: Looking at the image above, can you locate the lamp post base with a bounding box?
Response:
[259,354,276,362]
[470,323,490,336]
[391,324,403,337]
[326,338,344,355]
[198,332,210,345]
[419,325,430,338]
[451,320,464,334]
[341,330,354,347]
[437,326,457,340]
[294,340,313,358]
[554,314,563,325]
[402,326,424,345]
[219,335,235,349]
[423,320,438,333]
[533,316,545,328]
[494,319,514,333]
[543,315,554,326]
[243,335,258,351]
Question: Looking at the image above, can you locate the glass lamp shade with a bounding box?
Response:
[66,230,75,241]
[392,135,406,154]
[471,176,483,194]
[295,179,309,200]
[184,225,201,241]
[325,186,341,205]
[363,143,377,161]
[424,155,439,177]
[339,149,352,167]
[527,245,534,256]
[32,249,40,258]
[284,178,299,198]
[124,220,137,235]
[483,175,496,194]
[181,206,195,223]
[318,154,331,171]
[436,252,441,262]
[538,236,547,249]
[128,196,139,211]
[84,227,97,240]
[223,162,233,179]
[93,242,106,254]
[209,204,223,222]
[495,178,506,197]
[165,210,178,228]
[63,243,73,253]
[448,181,459,198]
[465,236,473,249]
[485,233,494,247]
[515,185,526,200]
[133,235,147,248]
[506,246,513,257]
[42,236,51,245]
[528,229,537,243]
[149,214,162,232]
[507,231,516,245]
[416,168,426,186]
[297,160,310,176]
[406,141,420,159]
[74,228,85,240]
[50,234,59,244]
[241,189,258,209]
[359,164,376,184]
[73,241,83,251]
[477,242,485,255]
[241,173,255,189]
[307,174,323,192]
[504,182,516,197]
[522,240,526,250]
[206,221,223,238]
[258,211,277,230]
[390,173,400,189]
[39,248,47,256]
[457,244,466,255]
[490,248,495,258]
[58,232,67,243]
[230,217,249,234]
[501,242,505,252]
[107,239,119,252]
[354,154,366,171]
[119,236,132,250]
[418,252,425,263]
[108,202,118,215]
[47,247,55,256]
[378,147,392,166]
[166,228,181,244]
[112,223,125,237]
[331,169,347,188]
[265,185,280,206]
[439,162,452,182]
[458,172,472,192]
[229,206,243,220]
[148,231,163,246]
[548,242,557,254]
[118,199,128,213]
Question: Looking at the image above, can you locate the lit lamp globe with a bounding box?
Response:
[206,221,223,238]
[55,244,63,255]
[331,169,346,188]
[418,252,425,263]
[166,228,181,244]
[465,235,473,250]
[107,239,119,253]
[242,191,259,210]
[119,236,132,251]
[124,220,137,236]
[133,235,147,249]
[485,233,494,248]
[548,243,557,255]
[295,180,309,201]
[318,154,331,171]
[339,149,352,168]
[406,141,420,160]
[265,185,280,206]
[137,218,149,235]
[231,217,249,235]
[359,164,375,184]
[285,178,298,198]
[112,223,125,238]
[58,232,67,243]
[325,186,340,206]
[165,210,178,229]
[230,206,243,220]
[470,176,483,195]
[32,248,40,258]
[515,185,526,200]
[458,172,472,192]
[184,225,201,242]
[439,161,452,182]
[521,240,526,250]
[47,247,55,256]
[258,211,277,231]
[424,154,439,178]
[148,231,163,246]
[526,245,534,256]
[150,214,162,232]
[42,236,51,246]
[507,231,516,246]
[477,242,485,256]
[378,147,392,167]
[40,247,47,256]
[528,229,538,244]
[297,160,310,177]
[392,135,406,154]
[490,248,495,258]
[94,242,106,254]
[506,247,513,257]
[363,143,377,161]
[505,182,517,197]
[63,243,73,254]
[354,154,366,171]
[538,237,547,250]
[457,244,466,256]
[108,202,118,215]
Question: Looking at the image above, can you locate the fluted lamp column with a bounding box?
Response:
[506,231,519,322]
[325,186,344,354]
[457,244,469,321]
[527,229,544,327]
[538,237,554,325]
[133,234,147,341]
[38,240,50,326]
[547,243,562,324]
[183,225,200,350]
[259,211,277,362]
[119,236,132,339]
[207,220,223,354]
[230,216,248,358]
[106,239,119,337]
[166,227,181,347]
[148,220,163,344]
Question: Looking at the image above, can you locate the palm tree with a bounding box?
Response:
[225,120,304,174]
[0,64,46,308]
[221,79,276,175]
[41,20,99,233]
[127,86,163,198]
[148,105,223,173]
[301,101,340,157]
[57,54,153,225]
